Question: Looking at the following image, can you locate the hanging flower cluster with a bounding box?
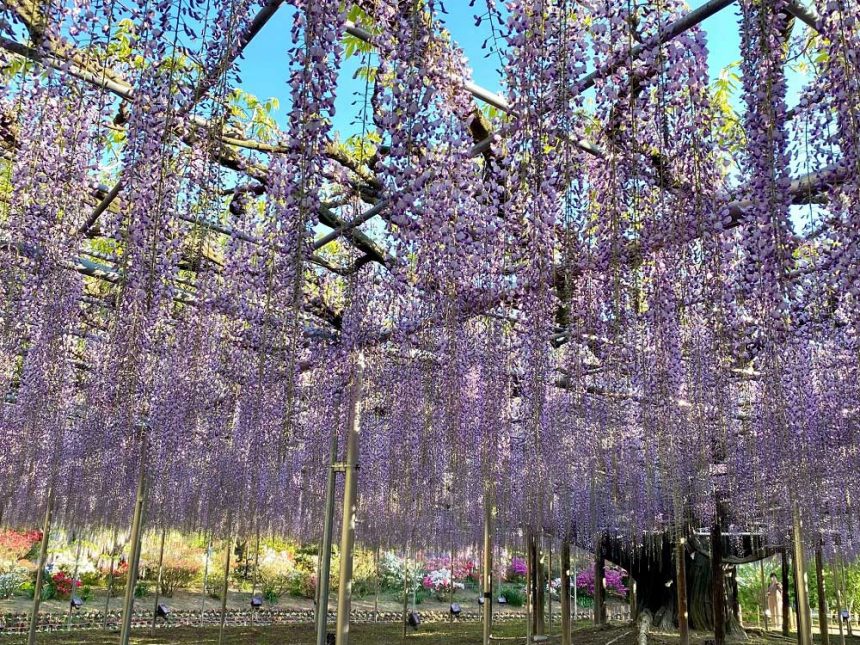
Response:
[0,0,857,586]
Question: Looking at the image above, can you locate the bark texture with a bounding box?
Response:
[601,531,765,639]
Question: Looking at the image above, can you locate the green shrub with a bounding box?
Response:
[160,561,199,596]
[500,585,525,607]
[20,577,55,600]
[208,574,225,599]
[79,571,103,587]
[134,581,150,598]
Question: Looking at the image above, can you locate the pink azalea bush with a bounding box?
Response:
[507,556,527,582]
[575,566,628,597]
[423,555,479,583]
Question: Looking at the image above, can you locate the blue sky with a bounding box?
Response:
[233,0,811,140]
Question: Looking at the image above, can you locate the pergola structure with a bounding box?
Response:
[0,0,858,644]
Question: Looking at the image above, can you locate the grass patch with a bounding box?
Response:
[5,621,532,644]
[5,622,857,645]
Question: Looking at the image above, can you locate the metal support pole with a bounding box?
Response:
[526,538,533,644]
[67,536,83,629]
[677,537,689,645]
[335,354,364,645]
[104,529,118,631]
[760,557,769,632]
[548,539,553,635]
[201,532,211,622]
[373,546,380,623]
[482,494,494,645]
[629,579,636,622]
[561,540,571,645]
[218,534,232,645]
[119,451,147,645]
[834,546,845,645]
[402,556,409,639]
[843,557,852,637]
[535,534,546,636]
[151,528,166,635]
[251,528,260,626]
[315,427,340,645]
[816,542,829,645]
[792,504,812,645]
[27,487,53,645]
[783,549,792,636]
[450,536,456,624]
[594,540,606,626]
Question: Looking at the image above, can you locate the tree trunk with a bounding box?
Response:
[713,521,726,645]
[602,532,750,638]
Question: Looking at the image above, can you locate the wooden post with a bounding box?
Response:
[783,549,792,636]
[711,521,725,645]
[760,557,769,632]
[594,540,606,626]
[561,540,571,645]
[335,354,364,645]
[482,495,493,645]
[731,567,740,625]
[119,450,148,645]
[676,536,689,645]
[151,527,167,635]
[792,504,812,645]
[218,535,232,645]
[816,542,829,645]
[27,487,53,645]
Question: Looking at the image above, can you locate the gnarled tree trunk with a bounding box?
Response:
[602,531,763,638]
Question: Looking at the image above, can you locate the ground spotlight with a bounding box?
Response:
[407,611,421,630]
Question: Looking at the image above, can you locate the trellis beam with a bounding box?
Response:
[785,1,819,30]
[0,242,340,338]
[88,0,285,229]
[319,0,759,251]
[0,31,389,265]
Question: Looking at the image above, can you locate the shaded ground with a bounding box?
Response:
[3,621,858,645]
